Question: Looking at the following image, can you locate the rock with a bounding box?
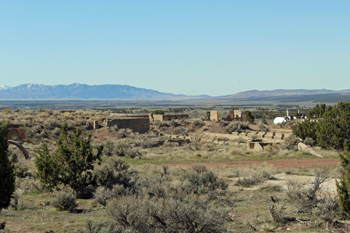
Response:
[298,142,322,158]
[298,142,308,151]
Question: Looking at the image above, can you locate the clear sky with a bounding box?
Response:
[1,1,349,96]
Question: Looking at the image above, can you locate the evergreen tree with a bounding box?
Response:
[153,109,164,115]
[337,142,350,218]
[0,123,15,211]
[35,143,59,191]
[244,110,254,123]
[293,101,350,150]
[35,122,103,198]
[316,102,350,150]
[292,119,317,141]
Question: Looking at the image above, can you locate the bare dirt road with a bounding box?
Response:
[168,158,339,168]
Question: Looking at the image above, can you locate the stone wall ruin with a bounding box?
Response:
[150,113,189,122]
[106,118,150,133]
[224,110,245,121]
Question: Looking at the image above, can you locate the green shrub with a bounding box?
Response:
[93,187,113,206]
[186,165,228,193]
[170,120,181,127]
[103,139,115,156]
[337,149,350,218]
[52,191,78,211]
[173,127,189,136]
[234,164,275,187]
[235,176,261,187]
[95,156,139,193]
[226,121,248,133]
[114,140,142,158]
[74,219,119,233]
[192,120,205,128]
[283,135,300,151]
[259,123,269,132]
[106,196,229,233]
[139,138,162,149]
[304,137,315,146]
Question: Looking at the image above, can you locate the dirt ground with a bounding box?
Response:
[166,158,340,168]
[229,173,338,193]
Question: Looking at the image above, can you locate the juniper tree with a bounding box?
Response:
[292,101,350,150]
[244,110,254,123]
[35,143,59,191]
[336,142,350,218]
[0,123,15,211]
[35,122,103,198]
[153,109,164,115]
[317,102,350,150]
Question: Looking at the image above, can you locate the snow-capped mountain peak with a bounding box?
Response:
[0,85,11,90]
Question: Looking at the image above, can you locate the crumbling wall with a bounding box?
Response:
[225,110,245,121]
[152,114,164,121]
[106,118,150,133]
[93,121,99,130]
[210,111,219,122]
[114,114,149,118]
[151,114,189,121]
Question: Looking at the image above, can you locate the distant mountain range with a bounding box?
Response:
[219,89,350,103]
[0,83,210,100]
[0,84,350,103]
[225,89,336,99]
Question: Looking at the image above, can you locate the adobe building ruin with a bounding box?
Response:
[224,110,245,121]
[210,110,245,122]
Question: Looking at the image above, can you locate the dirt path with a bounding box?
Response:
[166,158,340,168]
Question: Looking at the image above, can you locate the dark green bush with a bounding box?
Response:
[0,123,15,211]
[293,102,350,150]
[153,110,164,115]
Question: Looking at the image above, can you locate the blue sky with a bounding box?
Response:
[1,1,349,96]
